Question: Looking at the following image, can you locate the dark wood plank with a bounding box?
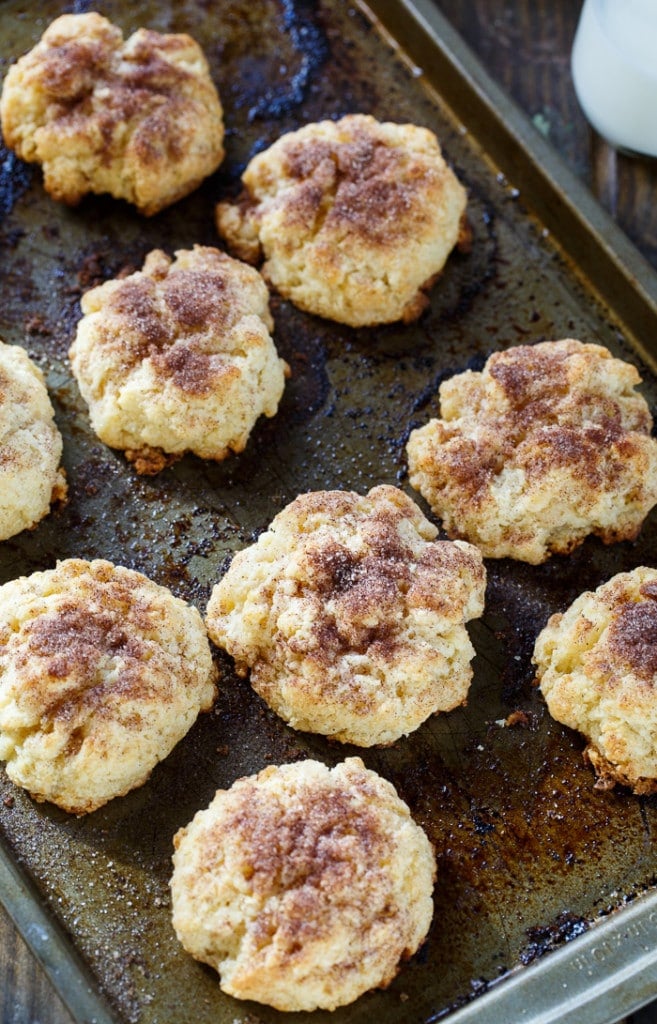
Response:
[0,904,74,1024]
[435,0,657,267]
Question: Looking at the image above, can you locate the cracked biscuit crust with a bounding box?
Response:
[0,558,217,813]
[171,757,436,1011]
[407,339,657,563]
[0,12,224,215]
[0,340,67,542]
[69,245,288,474]
[215,114,468,326]
[534,567,657,794]
[205,485,485,746]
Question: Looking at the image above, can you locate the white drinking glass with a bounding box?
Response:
[571,0,657,158]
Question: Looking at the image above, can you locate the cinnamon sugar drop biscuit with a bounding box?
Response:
[0,12,224,215]
[206,485,485,746]
[0,559,217,813]
[534,567,657,794]
[0,339,66,541]
[216,114,468,326]
[171,757,436,1011]
[69,246,288,474]
[407,339,657,563]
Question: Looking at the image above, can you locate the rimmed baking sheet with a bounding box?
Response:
[1,2,657,1023]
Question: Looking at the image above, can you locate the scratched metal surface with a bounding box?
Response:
[1,1,657,1023]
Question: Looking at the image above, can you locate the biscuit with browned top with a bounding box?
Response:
[0,339,66,541]
[215,114,468,326]
[534,567,657,794]
[0,12,224,215]
[0,558,217,813]
[407,339,657,563]
[205,485,485,746]
[171,757,435,1011]
[69,245,288,474]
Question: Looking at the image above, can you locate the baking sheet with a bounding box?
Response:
[1,1,657,1023]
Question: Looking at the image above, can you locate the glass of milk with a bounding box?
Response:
[571,0,657,158]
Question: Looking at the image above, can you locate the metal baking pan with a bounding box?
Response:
[1,1,657,1022]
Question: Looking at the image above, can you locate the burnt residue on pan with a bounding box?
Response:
[1,2,657,1024]
[0,143,32,219]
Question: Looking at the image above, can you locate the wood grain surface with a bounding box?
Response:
[436,0,657,269]
[2,2,657,1023]
[1,903,73,1024]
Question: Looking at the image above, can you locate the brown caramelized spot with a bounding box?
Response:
[362,510,413,563]
[607,601,657,682]
[255,489,480,683]
[162,270,233,331]
[101,86,146,125]
[227,782,383,901]
[100,253,244,370]
[307,525,408,608]
[0,448,18,469]
[152,346,230,396]
[106,278,169,352]
[297,516,415,661]
[506,710,531,727]
[40,40,109,100]
[330,175,419,243]
[50,471,69,508]
[310,543,365,596]
[282,181,326,235]
[457,213,473,253]
[437,344,639,500]
[24,595,146,662]
[132,99,186,166]
[284,139,333,180]
[522,429,599,481]
[18,598,151,717]
[93,253,252,392]
[440,438,504,503]
[408,543,477,614]
[120,34,192,92]
[490,345,571,408]
[336,135,380,177]
[125,446,177,475]
[282,128,431,246]
[36,21,198,167]
[287,489,364,521]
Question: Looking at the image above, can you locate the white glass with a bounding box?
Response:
[571,0,657,157]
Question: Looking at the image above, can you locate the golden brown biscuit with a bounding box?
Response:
[534,567,657,794]
[0,339,66,541]
[170,757,435,1011]
[0,558,217,813]
[205,485,485,746]
[216,113,468,326]
[0,12,224,215]
[69,246,288,474]
[407,339,657,563]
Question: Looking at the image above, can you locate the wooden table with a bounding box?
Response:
[2,2,657,1022]
[438,0,657,272]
